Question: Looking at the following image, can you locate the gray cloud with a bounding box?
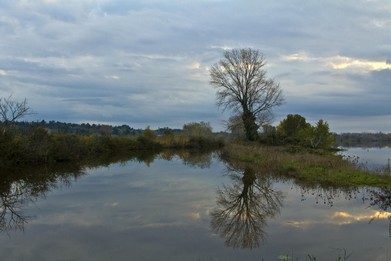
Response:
[1,0,390,132]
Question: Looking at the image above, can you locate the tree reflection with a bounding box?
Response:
[298,185,360,207]
[160,150,214,169]
[0,180,30,232]
[1,149,206,234]
[0,165,85,234]
[211,165,283,249]
[298,184,391,237]
[368,188,391,211]
[366,188,391,237]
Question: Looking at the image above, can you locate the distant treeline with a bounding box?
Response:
[9,120,391,148]
[335,132,391,147]
[10,120,183,136]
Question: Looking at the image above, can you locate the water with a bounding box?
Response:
[1,149,391,260]
[339,146,391,171]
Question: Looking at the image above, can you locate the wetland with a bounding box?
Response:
[1,147,391,260]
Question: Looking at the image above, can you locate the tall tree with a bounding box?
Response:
[210,48,284,141]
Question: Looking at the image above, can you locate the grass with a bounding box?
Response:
[221,142,391,188]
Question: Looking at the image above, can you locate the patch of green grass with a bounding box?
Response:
[222,143,391,188]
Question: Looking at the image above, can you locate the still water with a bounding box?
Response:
[1,149,391,260]
[339,146,391,171]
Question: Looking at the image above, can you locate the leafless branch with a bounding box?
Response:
[0,95,32,124]
[210,49,284,140]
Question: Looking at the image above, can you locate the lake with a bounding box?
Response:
[1,148,391,260]
[338,146,391,171]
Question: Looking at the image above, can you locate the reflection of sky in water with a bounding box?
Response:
[339,147,391,170]
[1,152,391,260]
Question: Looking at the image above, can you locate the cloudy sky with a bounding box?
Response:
[1,0,390,133]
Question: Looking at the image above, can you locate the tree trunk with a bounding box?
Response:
[242,110,259,141]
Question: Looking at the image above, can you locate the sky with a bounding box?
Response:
[0,0,390,133]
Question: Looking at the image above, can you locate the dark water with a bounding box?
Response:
[1,149,391,260]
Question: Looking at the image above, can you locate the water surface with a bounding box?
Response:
[1,149,391,260]
[339,146,391,171]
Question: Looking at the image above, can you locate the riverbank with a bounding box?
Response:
[221,143,391,187]
[0,127,224,167]
[3,126,391,188]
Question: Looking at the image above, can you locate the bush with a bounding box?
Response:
[136,135,162,151]
[187,136,225,150]
[49,134,88,162]
[276,114,335,150]
[183,122,213,138]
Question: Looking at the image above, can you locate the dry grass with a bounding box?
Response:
[222,143,391,188]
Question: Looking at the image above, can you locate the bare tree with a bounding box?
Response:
[0,96,32,133]
[210,48,284,141]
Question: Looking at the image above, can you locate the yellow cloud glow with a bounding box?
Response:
[285,210,391,228]
[282,52,391,72]
[328,56,391,71]
[332,211,391,225]
[286,220,310,228]
[187,62,201,69]
[281,52,312,61]
[187,212,201,221]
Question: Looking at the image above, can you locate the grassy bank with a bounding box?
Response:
[221,143,391,187]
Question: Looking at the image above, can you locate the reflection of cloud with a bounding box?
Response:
[30,213,101,227]
[104,202,119,207]
[331,211,391,225]
[142,222,179,228]
[285,220,312,228]
[285,211,391,228]
[0,70,7,76]
[187,212,201,221]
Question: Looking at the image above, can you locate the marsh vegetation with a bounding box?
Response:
[221,143,391,187]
